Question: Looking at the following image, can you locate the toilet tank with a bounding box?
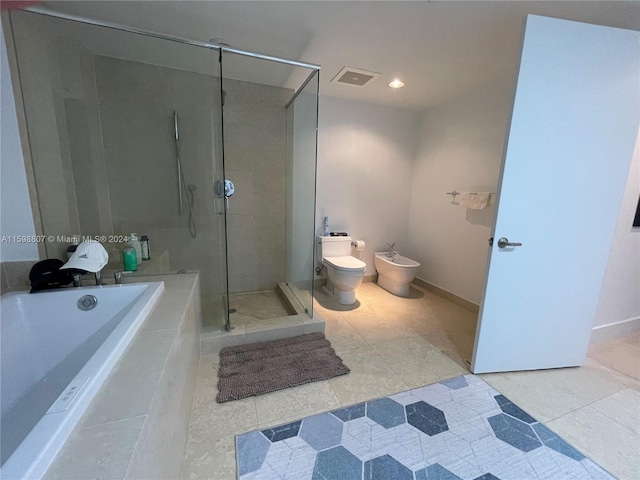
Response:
[316,236,352,259]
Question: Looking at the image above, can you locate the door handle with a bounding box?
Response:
[497,237,522,248]
[213,196,224,215]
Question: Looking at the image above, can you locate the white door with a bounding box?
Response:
[471,15,639,374]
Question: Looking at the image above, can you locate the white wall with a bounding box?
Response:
[593,133,640,329]
[0,23,38,262]
[406,77,513,304]
[316,96,420,276]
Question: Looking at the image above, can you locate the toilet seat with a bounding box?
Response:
[323,256,366,273]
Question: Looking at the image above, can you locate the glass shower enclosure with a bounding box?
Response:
[6,7,319,331]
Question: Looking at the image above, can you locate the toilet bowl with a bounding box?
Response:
[317,236,366,305]
[374,252,420,297]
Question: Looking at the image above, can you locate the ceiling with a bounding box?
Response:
[42,1,640,111]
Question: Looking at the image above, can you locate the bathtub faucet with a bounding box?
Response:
[114,271,134,284]
[385,242,399,259]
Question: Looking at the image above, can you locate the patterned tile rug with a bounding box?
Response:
[236,374,613,480]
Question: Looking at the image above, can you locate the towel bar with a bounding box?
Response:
[446,191,496,197]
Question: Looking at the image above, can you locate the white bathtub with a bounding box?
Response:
[0,282,164,480]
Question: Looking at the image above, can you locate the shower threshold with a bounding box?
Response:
[200,282,324,355]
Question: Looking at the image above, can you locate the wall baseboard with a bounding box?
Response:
[590,316,640,344]
[412,277,479,314]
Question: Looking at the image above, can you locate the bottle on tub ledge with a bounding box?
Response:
[140,235,150,260]
[128,233,143,266]
[122,246,137,271]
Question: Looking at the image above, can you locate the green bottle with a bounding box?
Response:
[123,246,138,271]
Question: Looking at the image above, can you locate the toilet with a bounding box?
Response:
[316,236,366,305]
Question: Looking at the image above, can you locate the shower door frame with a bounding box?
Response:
[21,6,321,331]
[217,50,321,329]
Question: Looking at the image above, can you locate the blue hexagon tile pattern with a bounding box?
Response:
[364,454,413,480]
[299,413,344,451]
[406,401,449,436]
[237,374,614,479]
[366,398,406,429]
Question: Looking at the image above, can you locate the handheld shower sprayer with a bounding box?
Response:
[173,110,196,238]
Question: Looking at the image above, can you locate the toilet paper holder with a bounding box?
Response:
[351,240,366,251]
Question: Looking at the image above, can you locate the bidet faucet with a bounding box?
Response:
[385,242,399,258]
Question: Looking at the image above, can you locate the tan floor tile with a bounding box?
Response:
[584,356,640,392]
[548,406,640,480]
[588,338,640,380]
[253,380,341,426]
[620,330,640,347]
[535,364,627,405]
[328,370,409,406]
[480,370,586,423]
[181,434,237,480]
[422,329,475,369]
[327,344,409,405]
[590,388,640,435]
[369,336,467,388]
[343,313,419,343]
[323,318,368,350]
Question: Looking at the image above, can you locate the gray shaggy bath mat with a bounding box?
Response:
[216,333,349,403]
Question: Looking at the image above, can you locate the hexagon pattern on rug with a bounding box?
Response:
[440,376,468,390]
[363,454,413,480]
[236,430,270,475]
[487,413,542,452]
[300,412,344,451]
[331,403,366,422]
[236,374,614,480]
[261,420,302,442]
[493,394,537,424]
[406,401,449,436]
[366,398,406,429]
[415,463,462,480]
[312,446,362,480]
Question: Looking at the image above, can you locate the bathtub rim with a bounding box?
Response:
[0,281,165,480]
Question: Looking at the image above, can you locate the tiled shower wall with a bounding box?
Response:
[93,56,290,310]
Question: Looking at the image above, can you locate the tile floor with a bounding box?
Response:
[228,291,292,326]
[181,282,640,480]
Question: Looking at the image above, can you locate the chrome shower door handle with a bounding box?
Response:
[212,196,230,215]
[213,196,224,215]
[497,237,523,248]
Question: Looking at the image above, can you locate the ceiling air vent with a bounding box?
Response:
[331,66,381,87]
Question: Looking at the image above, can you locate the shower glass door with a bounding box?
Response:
[8,9,230,329]
[285,71,319,316]
[219,50,319,318]
[212,50,230,330]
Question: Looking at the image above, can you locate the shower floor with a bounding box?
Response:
[229,290,291,326]
[199,284,325,355]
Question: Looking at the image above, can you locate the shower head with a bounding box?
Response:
[174,110,179,140]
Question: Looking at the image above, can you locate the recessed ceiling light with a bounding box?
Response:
[388,79,405,89]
